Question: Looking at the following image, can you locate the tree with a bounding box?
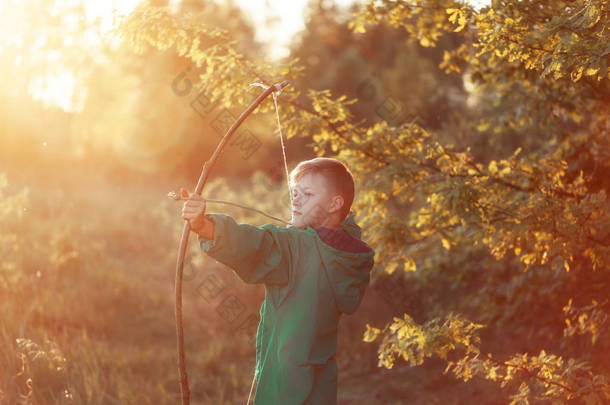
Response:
[348,1,610,403]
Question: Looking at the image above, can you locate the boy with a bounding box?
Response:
[181,157,375,404]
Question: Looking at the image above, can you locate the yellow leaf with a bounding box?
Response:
[447,8,458,22]
[405,256,417,271]
[348,20,367,34]
[476,121,490,131]
[363,324,381,342]
[585,67,600,76]
[514,247,521,255]
[441,238,451,250]
[419,36,434,47]
[488,160,498,174]
[587,6,600,26]
[457,14,467,30]
[571,66,584,82]
[522,253,536,265]
[387,261,399,274]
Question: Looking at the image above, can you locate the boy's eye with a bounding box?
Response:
[292,190,312,196]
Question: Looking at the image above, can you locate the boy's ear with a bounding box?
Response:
[331,195,344,213]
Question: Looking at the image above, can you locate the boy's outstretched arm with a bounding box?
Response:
[181,188,290,285]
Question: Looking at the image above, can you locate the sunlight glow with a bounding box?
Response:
[3,0,491,111]
[0,0,141,112]
[27,71,78,112]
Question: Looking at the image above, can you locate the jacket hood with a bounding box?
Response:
[310,211,375,315]
[340,211,362,239]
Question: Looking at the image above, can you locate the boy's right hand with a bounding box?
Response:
[181,187,207,233]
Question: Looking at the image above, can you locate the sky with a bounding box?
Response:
[217,0,361,60]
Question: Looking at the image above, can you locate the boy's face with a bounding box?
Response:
[290,172,343,229]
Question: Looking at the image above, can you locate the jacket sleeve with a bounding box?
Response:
[196,213,292,285]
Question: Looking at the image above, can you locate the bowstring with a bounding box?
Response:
[272,90,294,209]
[250,82,293,209]
[246,82,291,405]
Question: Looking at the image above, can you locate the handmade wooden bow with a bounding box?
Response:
[173,80,290,405]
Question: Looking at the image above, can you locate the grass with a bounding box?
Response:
[0,167,498,404]
[0,170,261,404]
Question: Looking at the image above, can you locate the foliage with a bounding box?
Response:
[364,312,609,404]
[562,298,609,345]
[115,1,610,402]
[363,312,483,368]
[345,1,610,403]
[446,350,609,405]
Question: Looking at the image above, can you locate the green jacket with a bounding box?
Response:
[198,211,375,404]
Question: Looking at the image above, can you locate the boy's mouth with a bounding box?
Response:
[292,210,302,216]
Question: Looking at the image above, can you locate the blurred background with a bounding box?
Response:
[1,0,608,404]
